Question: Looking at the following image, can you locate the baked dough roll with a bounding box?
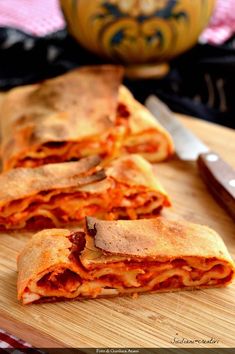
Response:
[118,86,174,162]
[1,65,173,170]
[0,154,170,229]
[17,217,234,304]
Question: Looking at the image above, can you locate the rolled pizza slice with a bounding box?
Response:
[1,65,123,170]
[118,86,174,162]
[17,217,235,304]
[1,65,173,171]
[0,154,170,229]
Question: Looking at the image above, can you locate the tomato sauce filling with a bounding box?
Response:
[68,231,87,270]
[125,141,160,154]
[37,269,81,291]
[13,117,127,169]
[2,186,165,229]
[30,249,233,303]
[23,216,56,230]
[10,101,163,170]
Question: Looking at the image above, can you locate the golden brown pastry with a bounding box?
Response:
[118,86,174,162]
[1,65,173,170]
[17,217,235,304]
[0,154,170,229]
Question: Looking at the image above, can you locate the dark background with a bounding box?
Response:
[0,27,235,129]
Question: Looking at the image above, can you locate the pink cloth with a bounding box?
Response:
[0,0,234,44]
[0,0,65,36]
[200,0,235,44]
[0,328,35,351]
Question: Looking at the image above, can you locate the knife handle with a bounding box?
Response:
[197,152,235,221]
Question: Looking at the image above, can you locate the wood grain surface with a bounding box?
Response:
[0,115,234,349]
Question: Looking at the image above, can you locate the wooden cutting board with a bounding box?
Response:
[0,115,234,349]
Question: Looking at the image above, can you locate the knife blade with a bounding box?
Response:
[146,95,209,160]
[145,95,235,221]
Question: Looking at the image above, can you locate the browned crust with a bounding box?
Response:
[0,155,104,205]
[17,229,74,300]
[118,86,174,159]
[1,66,175,170]
[1,65,124,170]
[86,217,234,263]
[17,218,235,304]
[0,154,169,210]
[106,154,169,197]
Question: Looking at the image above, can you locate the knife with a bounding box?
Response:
[145,95,235,221]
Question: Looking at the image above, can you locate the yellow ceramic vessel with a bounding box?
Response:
[60,0,215,75]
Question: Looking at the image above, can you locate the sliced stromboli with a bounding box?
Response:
[1,65,173,170]
[118,86,174,162]
[0,154,170,229]
[17,217,235,304]
[1,65,123,170]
